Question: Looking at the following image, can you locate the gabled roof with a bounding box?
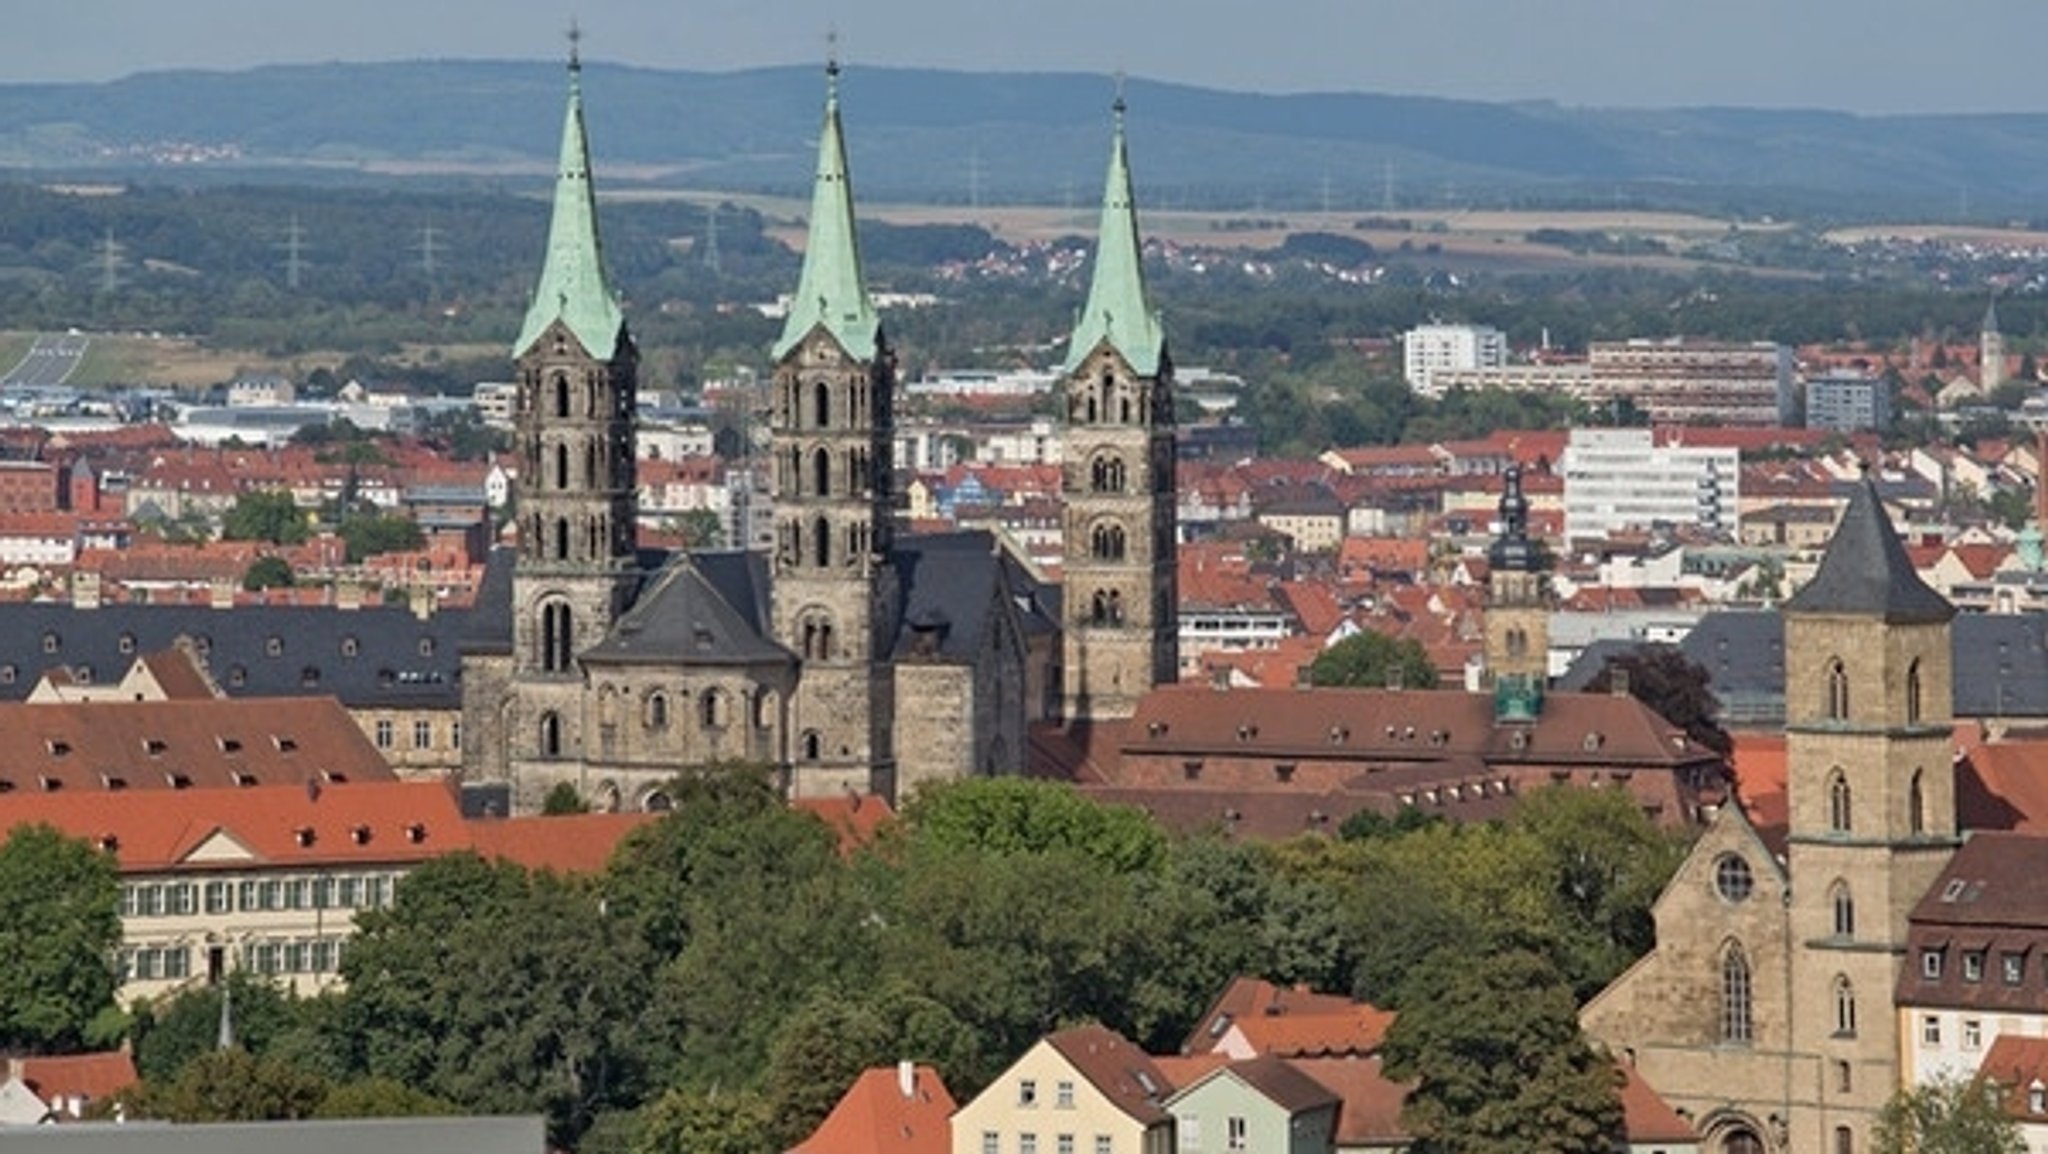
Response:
[467,812,655,874]
[1784,475,1953,623]
[1908,831,2048,927]
[514,54,626,361]
[0,780,467,871]
[1981,1035,2048,1124]
[582,550,791,667]
[6,1051,139,1110]
[1617,1065,1698,1144]
[1045,1025,1174,1126]
[773,62,880,364]
[1182,976,1363,1054]
[1062,97,1165,377]
[789,1064,955,1154]
[1164,1054,1338,1115]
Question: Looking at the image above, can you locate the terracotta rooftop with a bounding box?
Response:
[1182,976,1358,1054]
[1617,1065,1698,1144]
[0,695,395,795]
[792,793,896,853]
[1287,1055,1411,1147]
[789,1064,955,1154]
[5,1051,139,1112]
[1046,1025,1174,1127]
[467,812,656,875]
[1907,831,2048,927]
[1981,1035,2048,1124]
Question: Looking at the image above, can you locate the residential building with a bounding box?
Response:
[950,1025,1175,1154]
[1804,369,1893,433]
[1163,1056,1338,1154]
[1585,340,1795,426]
[791,1063,955,1154]
[1563,428,1738,543]
[1401,323,1507,397]
[1898,834,2048,1086]
[0,1053,138,1126]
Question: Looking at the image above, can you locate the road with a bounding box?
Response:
[1,334,91,387]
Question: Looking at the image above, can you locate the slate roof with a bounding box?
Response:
[889,531,1020,663]
[0,603,467,711]
[1783,476,1953,623]
[583,550,791,667]
[1560,610,2048,726]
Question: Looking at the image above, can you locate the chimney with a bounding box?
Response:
[898,1060,916,1099]
[335,579,362,612]
[411,574,435,621]
[71,570,101,610]
[1610,668,1632,698]
[209,577,234,610]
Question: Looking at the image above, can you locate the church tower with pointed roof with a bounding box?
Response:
[1482,466,1549,721]
[500,42,642,793]
[768,59,900,797]
[1779,472,1958,1147]
[1059,93,1178,723]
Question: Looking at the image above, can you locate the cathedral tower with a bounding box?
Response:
[1982,296,2006,393]
[1780,475,1957,1149]
[504,45,640,789]
[1482,465,1548,720]
[1060,94,1177,722]
[769,60,899,797]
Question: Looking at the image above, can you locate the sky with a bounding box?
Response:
[21,0,2048,115]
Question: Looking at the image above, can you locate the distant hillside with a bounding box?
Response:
[0,61,2041,218]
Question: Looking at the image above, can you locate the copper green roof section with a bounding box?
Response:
[773,64,880,363]
[514,57,625,362]
[1063,97,1165,377]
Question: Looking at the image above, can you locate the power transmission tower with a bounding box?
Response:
[702,203,722,275]
[415,223,443,280]
[278,215,307,291]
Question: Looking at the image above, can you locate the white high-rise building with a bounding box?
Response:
[1403,323,1508,397]
[1562,428,1739,543]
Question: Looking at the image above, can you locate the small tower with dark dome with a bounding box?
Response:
[1483,466,1550,721]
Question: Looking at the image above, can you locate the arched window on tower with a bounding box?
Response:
[1828,770,1853,833]
[1090,590,1110,626]
[699,689,727,730]
[1910,769,1927,836]
[801,730,822,761]
[1090,455,1126,494]
[1721,942,1753,1044]
[1826,658,1850,722]
[540,601,574,673]
[1831,879,1855,938]
[1506,627,1528,659]
[553,375,570,418]
[538,711,562,759]
[585,440,599,489]
[814,381,831,429]
[1092,523,1127,561]
[645,692,669,730]
[813,516,831,568]
[1832,974,1857,1036]
[1907,658,1924,724]
[554,443,570,490]
[1099,372,1116,424]
[553,517,570,561]
[813,447,832,497]
[1108,589,1125,625]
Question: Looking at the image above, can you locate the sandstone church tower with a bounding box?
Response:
[1982,296,2006,393]
[1779,476,1958,1150]
[1060,93,1177,722]
[768,60,900,798]
[1482,465,1548,720]
[503,44,640,789]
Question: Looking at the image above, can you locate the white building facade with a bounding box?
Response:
[1562,428,1739,543]
[1402,324,1508,397]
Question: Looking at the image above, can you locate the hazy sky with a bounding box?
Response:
[21,0,2048,114]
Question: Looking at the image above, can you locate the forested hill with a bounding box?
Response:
[2,60,2045,217]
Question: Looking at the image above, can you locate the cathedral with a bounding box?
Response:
[1582,476,1961,1154]
[459,52,1179,809]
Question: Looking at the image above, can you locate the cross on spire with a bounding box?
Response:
[567,20,582,72]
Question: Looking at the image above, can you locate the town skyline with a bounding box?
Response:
[25,0,2048,116]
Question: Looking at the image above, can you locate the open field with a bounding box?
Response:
[5,333,504,390]
[1822,223,2048,247]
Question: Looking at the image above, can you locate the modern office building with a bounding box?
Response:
[1562,428,1739,542]
[1401,323,1508,397]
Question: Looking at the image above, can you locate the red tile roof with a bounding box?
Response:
[1182,976,1365,1054]
[1958,737,2048,835]
[1981,1035,2048,1123]
[1229,1005,1396,1059]
[7,1052,139,1112]
[1046,1025,1174,1126]
[1617,1065,1697,1143]
[789,1064,956,1154]
[792,793,896,853]
[1287,1056,1411,1146]
[467,812,657,875]
[0,779,466,871]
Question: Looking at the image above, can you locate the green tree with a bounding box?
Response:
[241,555,296,590]
[759,985,980,1148]
[1584,644,1733,757]
[337,512,425,563]
[1306,630,1440,690]
[540,780,590,815]
[221,489,310,545]
[632,1084,776,1154]
[337,853,648,1145]
[0,824,121,1054]
[314,1076,461,1119]
[1381,950,1622,1154]
[136,1048,332,1122]
[1874,1075,2025,1154]
[134,973,306,1083]
[898,777,1169,874]
[672,509,723,549]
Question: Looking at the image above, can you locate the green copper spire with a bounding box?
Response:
[515,43,625,361]
[773,59,880,363]
[1063,91,1165,377]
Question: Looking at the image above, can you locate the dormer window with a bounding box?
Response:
[341,636,359,658]
[143,739,167,757]
[41,632,59,654]
[266,637,283,657]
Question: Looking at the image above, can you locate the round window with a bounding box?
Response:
[1715,853,1755,903]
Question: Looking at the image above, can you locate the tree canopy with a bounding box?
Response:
[221,489,310,546]
[0,824,121,1054]
[1586,644,1733,757]
[1306,630,1441,690]
[1874,1076,2025,1154]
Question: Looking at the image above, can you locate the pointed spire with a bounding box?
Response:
[1785,469,1952,623]
[1063,84,1165,376]
[514,35,625,361]
[773,53,880,363]
[1985,293,2001,334]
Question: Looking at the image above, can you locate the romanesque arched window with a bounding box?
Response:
[813,447,832,497]
[1721,942,1753,1044]
[1910,769,1927,836]
[1090,590,1110,625]
[1090,454,1127,494]
[1831,879,1855,938]
[801,730,822,760]
[813,516,831,568]
[553,375,570,418]
[554,443,570,490]
[699,689,727,730]
[1092,522,1127,561]
[1506,627,1528,659]
[1108,589,1125,625]
[1833,974,1857,1036]
[540,601,574,674]
[554,517,571,561]
[1826,658,1849,722]
[1828,770,1852,833]
[801,612,835,661]
[538,711,562,759]
[1906,658,1923,725]
[814,381,831,429]
[1099,372,1116,424]
[645,692,669,730]
[585,440,599,489]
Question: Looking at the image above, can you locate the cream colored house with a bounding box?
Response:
[951,1026,1174,1154]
